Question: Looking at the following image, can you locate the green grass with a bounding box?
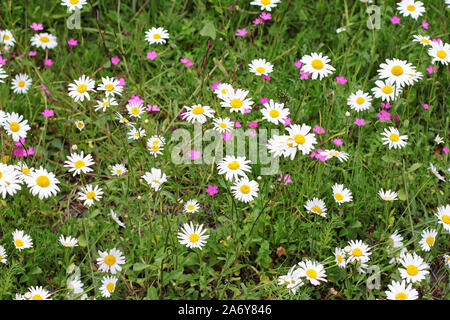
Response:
[0,0,448,300]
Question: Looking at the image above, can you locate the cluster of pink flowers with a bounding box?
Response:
[146,104,160,112]
[253,12,272,25]
[294,59,310,80]
[13,139,34,158]
[206,185,218,196]
[0,56,7,65]
[30,22,43,31]
[313,125,325,134]
[277,173,292,185]
[336,76,347,85]
[111,56,120,65]
[180,57,194,67]
[310,149,328,162]
[354,118,366,126]
[67,38,78,46]
[147,50,158,60]
[377,110,391,122]
[128,94,144,105]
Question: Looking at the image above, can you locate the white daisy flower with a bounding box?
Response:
[398,252,429,283]
[100,275,118,298]
[127,126,146,140]
[96,248,126,274]
[377,58,419,87]
[182,104,215,124]
[111,164,127,176]
[443,254,450,268]
[381,127,408,149]
[68,75,96,102]
[220,89,254,114]
[126,102,145,118]
[110,209,126,228]
[296,260,327,286]
[428,41,450,65]
[267,135,291,159]
[2,112,31,142]
[95,97,118,112]
[412,34,432,46]
[334,248,347,268]
[0,30,16,47]
[261,100,290,125]
[332,183,353,205]
[378,189,398,201]
[371,79,402,102]
[214,83,233,100]
[25,286,51,300]
[212,117,233,133]
[11,73,32,94]
[13,161,34,182]
[319,149,349,162]
[217,155,251,182]
[145,27,169,45]
[346,239,371,265]
[141,168,168,191]
[74,120,85,131]
[419,228,437,252]
[397,0,425,20]
[0,245,7,264]
[248,58,274,76]
[428,163,445,182]
[385,280,418,300]
[278,265,304,294]
[0,163,22,199]
[434,134,444,145]
[97,76,123,97]
[435,204,450,232]
[59,235,79,248]
[61,0,87,12]
[304,198,327,218]
[285,124,317,155]
[67,276,84,296]
[26,167,60,199]
[115,112,135,126]
[12,229,33,251]
[177,222,209,250]
[300,52,335,80]
[0,66,8,83]
[250,0,281,12]
[184,199,200,213]
[30,32,58,50]
[231,176,259,203]
[77,184,103,207]
[347,90,372,112]
[63,151,95,176]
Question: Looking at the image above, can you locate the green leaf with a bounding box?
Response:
[199,20,216,40]
[133,262,150,272]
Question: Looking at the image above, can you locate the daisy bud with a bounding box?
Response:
[345,111,351,117]
[24,292,32,299]
[344,246,351,254]
[137,195,142,200]
[144,119,149,123]
[257,176,262,181]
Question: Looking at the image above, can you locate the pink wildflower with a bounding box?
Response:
[146,50,158,60]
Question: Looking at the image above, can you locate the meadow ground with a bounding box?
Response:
[0,0,449,300]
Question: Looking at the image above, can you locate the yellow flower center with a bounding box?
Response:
[228,161,240,170]
[15,239,24,247]
[221,89,227,94]
[256,66,266,74]
[391,65,404,76]
[335,193,343,201]
[105,84,114,91]
[261,0,271,5]
[3,35,10,40]
[116,170,122,174]
[356,97,365,105]
[131,108,140,115]
[106,283,115,292]
[192,106,204,115]
[426,236,434,245]
[306,269,317,278]
[187,204,195,210]
[406,265,418,276]
[9,122,20,132]
[311,206,322,214]
[153,141,159,145]
[77,84,87,93]
[189,233,200,242]
[269,110,279,118]
[152,146,159,152]
[437,50,447,59]
[18,80,26,88]
[294,134,305,144]
[32,294,43,300]
[36,176,50,188]
[311,59,324,70]
[389,134,399,142]
[153,34,161,39]
[86,191,96,199]
[395,292,407,300]
[441,215,450,224]
[240,185,251,194]
[104,254,116,266]
[421,38,430,44]
[134,132,140,137]
[230,99,243,109]
[219,123,227,128]
[40,36,49,43]
[352,248,362,257]
[407,5,415,11]
[152,180,160,184]
[337,254,343,263]
[103,101,109,107]
[74,160,85,169]
[382,86,393,94]
[70,0,79,4]
[77,122,84,128]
